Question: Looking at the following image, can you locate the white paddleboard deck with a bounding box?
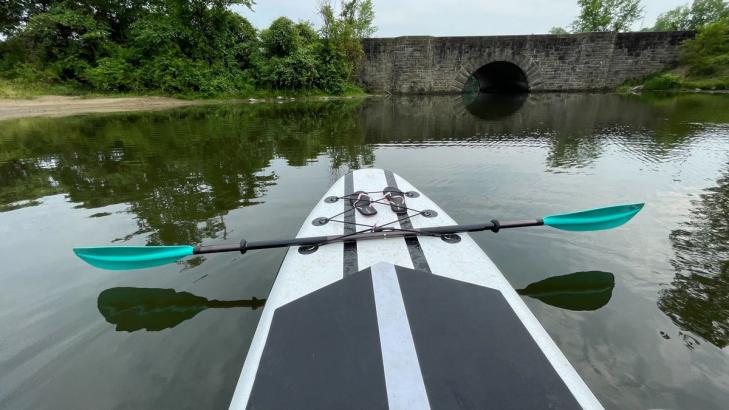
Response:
[229,169,602,410]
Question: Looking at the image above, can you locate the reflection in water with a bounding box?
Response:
[0,101,374,246]
[661,168,729,348]
[517,271,615,311]
[0,94,726,251]
[98,287,265,332]
[462,92,528,120]
[1,94,727,248]
[357,94,729,170]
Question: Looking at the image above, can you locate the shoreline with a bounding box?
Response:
[0,95,370,121]
[2,89,725,121]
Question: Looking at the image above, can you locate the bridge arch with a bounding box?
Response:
[471,61,529,93]
[456,54,542,94]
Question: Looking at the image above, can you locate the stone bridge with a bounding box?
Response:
[358,32,694,94]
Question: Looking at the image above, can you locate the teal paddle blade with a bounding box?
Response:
[543,203,644,232]
[74,246,194,270]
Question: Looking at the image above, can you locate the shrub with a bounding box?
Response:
[84,57,133,91]
[261,17,300,58]
[644,74,684,90]
[681,18,729,77]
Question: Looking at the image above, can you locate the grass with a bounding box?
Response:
[620,68,729,93]
[0,78,89,98]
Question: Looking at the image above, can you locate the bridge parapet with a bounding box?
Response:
[359,32,694,94]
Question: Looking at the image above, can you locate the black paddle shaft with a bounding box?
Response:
[192,219,543,255]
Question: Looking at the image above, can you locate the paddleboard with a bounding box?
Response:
[229,168,602,410]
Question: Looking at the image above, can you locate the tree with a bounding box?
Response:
[261,17,301,57]
[654,6,692,31]
[319,0,376,80]
[654,0,729,31]
[680,18,729,76]
[549,26,569,34]
[571,0,645,32]
[690,0,729,28]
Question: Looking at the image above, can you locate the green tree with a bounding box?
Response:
[319,0,376,80]
[690,0,729,28]
[654,6,692,31]
[261,17,301,57]
[654,0,729,31]
[549,26,569,34]
[571,0,645,32]
[681,18,729,76]
[0,0,371,96]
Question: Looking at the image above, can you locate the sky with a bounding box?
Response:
[234,0,690,37]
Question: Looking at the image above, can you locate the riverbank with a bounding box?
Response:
[621,67,729,93]
[0,96,215,121]
[0,94,371,121]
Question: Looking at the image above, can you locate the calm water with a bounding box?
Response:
[2,93,729,409]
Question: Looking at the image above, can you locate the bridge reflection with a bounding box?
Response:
[462,92,528,120]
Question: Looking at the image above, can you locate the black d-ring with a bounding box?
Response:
[312,217,329,226]
[421,210,438,218]
[298,244,319,255]
[441,233,461,244]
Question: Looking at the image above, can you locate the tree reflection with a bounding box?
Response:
[0,100,373,246]
[661,168,729,348]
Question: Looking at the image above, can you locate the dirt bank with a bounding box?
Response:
[0,96,212,121]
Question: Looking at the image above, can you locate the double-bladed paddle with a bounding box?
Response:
[74,203,644,271]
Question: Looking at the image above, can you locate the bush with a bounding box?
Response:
[0,1,374,96]
[644,74,684,90]
[261,17,300,58]
[259,50,319,90]
[84,57,133,91]
[681,18,729,77]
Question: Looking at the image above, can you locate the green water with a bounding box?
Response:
[2,93,729,409]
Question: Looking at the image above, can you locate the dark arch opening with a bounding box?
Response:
[469,61,529,94]
[462,93,527,120]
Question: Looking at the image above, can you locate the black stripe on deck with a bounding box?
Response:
[343,172,357,276]
[383,170,431,273]
[246,268,388,410]
[394,265,581,410]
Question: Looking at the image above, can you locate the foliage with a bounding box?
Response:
[626,19,729,92]
[681,18,729,76]
[320,0,376,80]
[654,0,729,31]
[654,6,693,31]
[643,73,684,90]
[0,0,375,97]
[549,27,570,34]
[571,0,644,32]
[261,17,302,57]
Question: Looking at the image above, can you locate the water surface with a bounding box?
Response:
[2,93,729,409]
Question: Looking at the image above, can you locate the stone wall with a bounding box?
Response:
[359,32,695,94]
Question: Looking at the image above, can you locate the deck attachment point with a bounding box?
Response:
[312,217,329,226]
[405,191,420,198]
[441,233,461,243]
[422,209,438,218]
[298,244,319,255]
[324,196,339,203]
